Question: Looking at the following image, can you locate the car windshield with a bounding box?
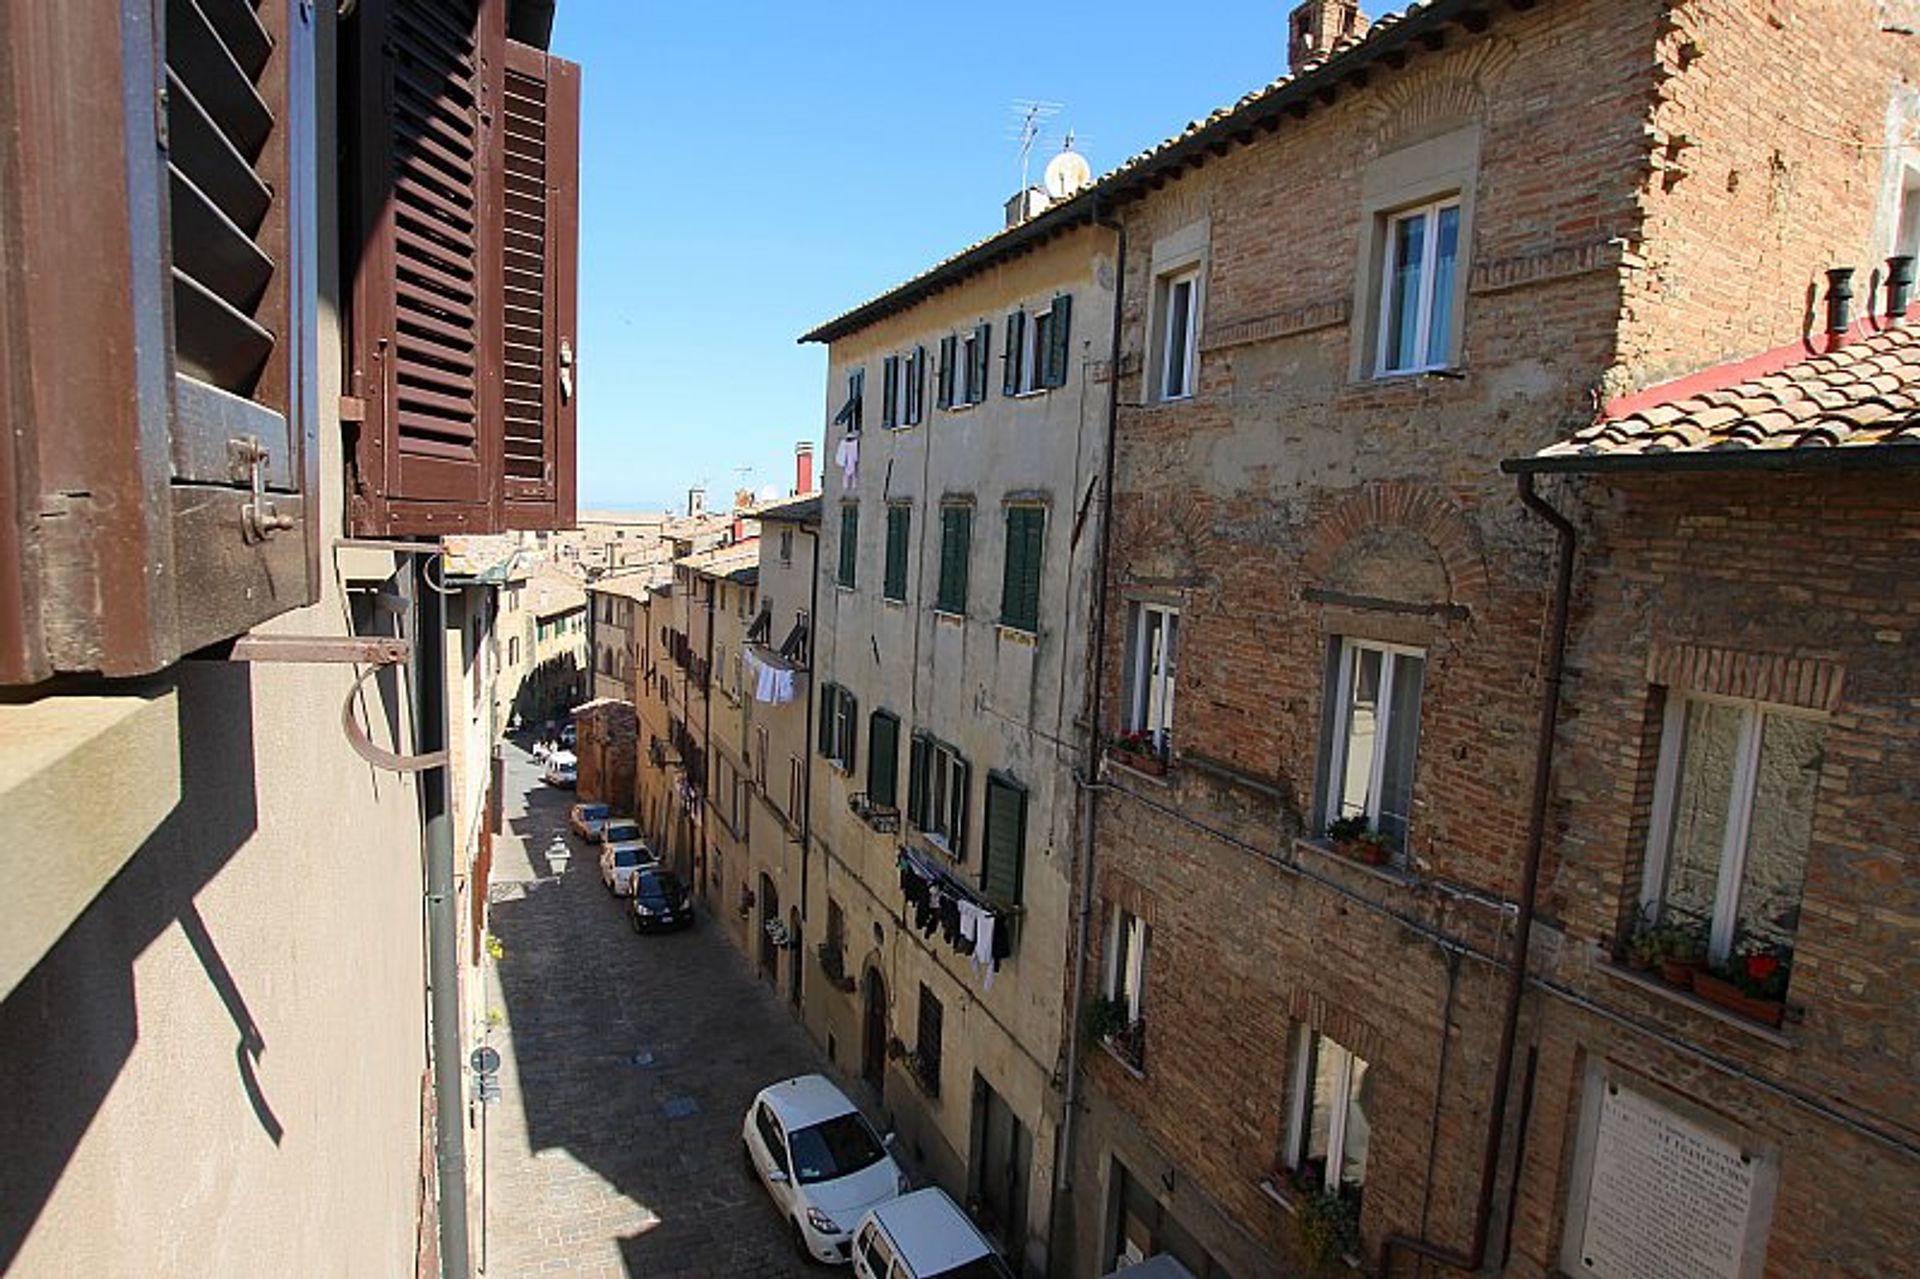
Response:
[580,805,608,820]
[788,1112,885,1185]
[637,871,684,902]
[611,848,647,868]
[604,823,640,842]
[926,1257,1016,1279]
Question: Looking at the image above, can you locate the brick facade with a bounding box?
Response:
[1063,1,1919,1277]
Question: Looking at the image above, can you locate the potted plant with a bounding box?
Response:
[1325,815,1368,858]
[1084,994,1128,1045]
[1694,944,1790,1027]
[1655,924,1705,988]
[1624,926,1661,972]
[1296,1186,1361,1273]
[1351,831,1394,867]
[1110,730,1167,776]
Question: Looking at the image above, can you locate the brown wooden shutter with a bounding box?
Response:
[348,0,499,536]
[1,0,319,682]
[497,40,580,530]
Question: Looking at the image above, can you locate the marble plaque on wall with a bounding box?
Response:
[1576,1083,1757,1279]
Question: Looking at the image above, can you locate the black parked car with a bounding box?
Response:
[628,868,694,933]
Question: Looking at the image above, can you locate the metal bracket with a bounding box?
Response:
[229,635,412,664]
[342,663,449,774]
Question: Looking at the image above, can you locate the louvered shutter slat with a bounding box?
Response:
[937,336,956,409]
[983,777,1027,904]
[909,735,929,828]
[971,323,991,403]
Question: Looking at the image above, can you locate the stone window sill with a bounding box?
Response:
[1097,1036,1146,1080]
[997,625,1038,647]
[1293,836,1420,889]
[1105,752,1175,787]
[1596,960,1795,1049]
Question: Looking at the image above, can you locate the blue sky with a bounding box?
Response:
[551,2,1371,512]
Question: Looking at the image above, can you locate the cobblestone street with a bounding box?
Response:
[479,743,838,1277]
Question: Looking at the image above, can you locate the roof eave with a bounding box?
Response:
[1502,444,1920,476]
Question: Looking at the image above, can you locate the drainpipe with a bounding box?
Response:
[799,522,821,923]
[418,559,472,1279]
[1379,470,1574,1276]
[1055,203,1127,1222]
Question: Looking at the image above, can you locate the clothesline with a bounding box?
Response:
[898,846,1013,990]
[743,647,797,705]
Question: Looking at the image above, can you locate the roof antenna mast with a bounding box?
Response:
[1008,99,1062,195]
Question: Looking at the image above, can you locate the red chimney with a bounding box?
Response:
[795,441,816,495]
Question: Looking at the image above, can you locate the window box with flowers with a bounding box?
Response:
[1108,729,1169,777]
[1325,815,1394,868]
[1693,944,1791,1028]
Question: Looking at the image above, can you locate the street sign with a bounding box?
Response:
[470,1045,501,1076]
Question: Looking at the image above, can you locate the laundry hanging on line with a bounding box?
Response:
[897,847,1012,990]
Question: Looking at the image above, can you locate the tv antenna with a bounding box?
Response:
[1008,99,1063,195]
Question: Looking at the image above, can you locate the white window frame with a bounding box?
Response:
[1286,1030,1370,1190]
[1897,163,1920,261]
[1374,197,1461,377]
[1022,308,1052,394]
[1323,638,1425,836]
[829,686,857,770]
[924,740,966,849]
[1125,603,1179,752]
[1158,269,1201,401]
[1639,692,1825,966]
[1105,909,1149,1023]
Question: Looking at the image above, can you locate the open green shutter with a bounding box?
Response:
[850,368,865,430]
[869,712,899,807]
[882,356,899,429]
[818,683,836,755]
[955,757,972,860]
[938,506,971,614]
[971,324,991,403]
[839,505,858,586]
[937,336,956,409]
[885,505,910,601]
[983,775,1027,904]
[844,690,858,774]
[908,734,929,828]
[1003,312,1024,396]
[1045,294,1073,387]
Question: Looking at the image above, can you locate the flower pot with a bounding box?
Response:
[1112,750,1165,777]
[1658,958,1699,989]
[1693,972,1785,1027]
[1335,838,1388,867]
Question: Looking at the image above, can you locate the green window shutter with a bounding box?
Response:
[937,505,971,614]
[971,323,991,403]
[983,775,1028,905]
[843,690,858,774]
[1003,311,1025,396]
[868,711,900,807]
[912,347,928,423]
[954,757,972,860]
[850,368,865,430]
[908,734,929,828]
[818,682,836,756]
[882,356,899,429]
[1045,294,1073,387]
[1001,506,1043,631]
[884,505,910,601]
[937,336,956,409]
[841,506,859,586]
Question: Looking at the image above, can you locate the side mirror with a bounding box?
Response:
[882,1132,898,1149]
[767,1169,790,1185]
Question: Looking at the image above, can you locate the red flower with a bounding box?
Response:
[1746,954,1780,981]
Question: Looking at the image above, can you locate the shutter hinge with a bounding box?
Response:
[559,338,574,403]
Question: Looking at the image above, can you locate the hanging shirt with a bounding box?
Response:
[973,911,996,989]
[834,433,859,486]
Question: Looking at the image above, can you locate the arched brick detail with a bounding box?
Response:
[1299,482,1489,611]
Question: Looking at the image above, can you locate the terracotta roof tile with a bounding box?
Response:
[1525,326,1920,470]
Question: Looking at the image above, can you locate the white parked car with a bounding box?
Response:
[742,1074,907,1265]
[598,819,656,895]
[543,749,577,787]
[852,1188,1014,1279]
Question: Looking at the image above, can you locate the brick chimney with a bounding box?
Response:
[795,441,815,494]
[1289,0,1368,74]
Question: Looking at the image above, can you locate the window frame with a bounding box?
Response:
[1286,1029,1372,1193]
[1639,691,1826,966]
[883,502,912,603]
[1158,269,1202,401]
[1105,908,1149,1024]
[935,502,972,616]
[1124,603,1179,753]
[1374,197,1462,377]
[923,739,968,850]
[1322,637,1426,845]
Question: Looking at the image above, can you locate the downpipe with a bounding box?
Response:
[1379,470,1574,1276]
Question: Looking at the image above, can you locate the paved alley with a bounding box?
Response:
[479,742,836,1278]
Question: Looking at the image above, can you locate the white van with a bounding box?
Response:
[850,1188,1015,1279]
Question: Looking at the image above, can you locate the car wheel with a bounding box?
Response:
[790,1219,816,1266]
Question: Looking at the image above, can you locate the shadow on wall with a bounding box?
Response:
[0,662,264,1271]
